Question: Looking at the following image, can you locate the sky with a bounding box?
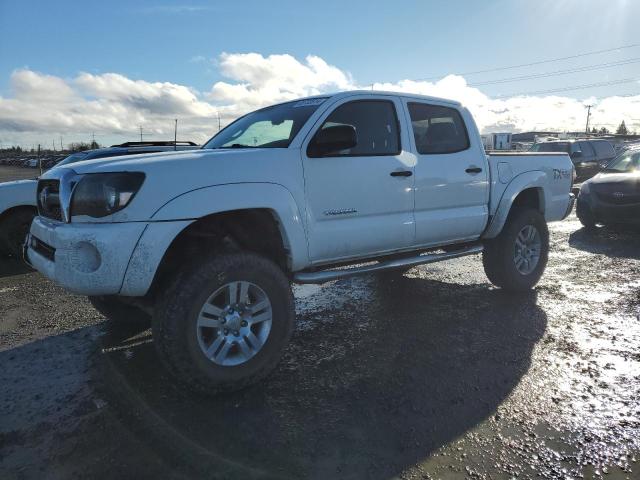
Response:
[0,0,639,148]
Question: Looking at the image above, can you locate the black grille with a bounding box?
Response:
[592,180,640,206]
[595,191,640,205]
[37,179,63,221]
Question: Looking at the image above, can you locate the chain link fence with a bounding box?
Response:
[0,154,67,183]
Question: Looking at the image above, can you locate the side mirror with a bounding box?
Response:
[308,125,357,157]
[571,151,582,159]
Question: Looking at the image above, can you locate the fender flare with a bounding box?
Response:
[151,182,309,270]
[483,171,547,239]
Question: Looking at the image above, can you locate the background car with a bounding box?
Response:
[0,141,200,258]
[576,146,640,229]
[530,139,616,181]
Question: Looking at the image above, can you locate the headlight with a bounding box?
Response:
[580,181,590,195]
[70,172,145,218]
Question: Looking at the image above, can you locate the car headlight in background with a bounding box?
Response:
[70,172,145,218]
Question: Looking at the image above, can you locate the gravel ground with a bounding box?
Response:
[0,212,639,479]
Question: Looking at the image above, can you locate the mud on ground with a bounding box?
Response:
[1,212,639,479]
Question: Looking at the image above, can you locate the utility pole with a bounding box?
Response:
[139,125,144,142]
[585,104,593,135]
[37,144,42,175]
[217,111,221,131]
[174,118,178,150]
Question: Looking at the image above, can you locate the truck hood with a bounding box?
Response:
[588,171,640,186]
[63,149,211,174]
[41,147,302,222]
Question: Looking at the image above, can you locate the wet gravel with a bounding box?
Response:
[1,212,639,479]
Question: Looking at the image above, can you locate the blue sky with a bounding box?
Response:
[0,0,639,146]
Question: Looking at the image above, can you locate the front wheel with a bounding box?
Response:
[0,208,36,258]
[482,208,549,291]
[152,252,295,395]
[576,201,597,230]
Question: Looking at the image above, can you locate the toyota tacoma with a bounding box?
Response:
[26,91,575,394]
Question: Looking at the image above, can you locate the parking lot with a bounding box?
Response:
[0,211,639,479]
[0,165,40,183]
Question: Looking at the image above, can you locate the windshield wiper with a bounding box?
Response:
[217,143,258,149]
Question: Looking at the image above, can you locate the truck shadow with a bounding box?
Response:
[0,257,32,278]
[95,274,546,479]
[568,225,640,260]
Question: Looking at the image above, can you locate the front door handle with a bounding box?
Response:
[390,170,413,177]
[465,166,483,174]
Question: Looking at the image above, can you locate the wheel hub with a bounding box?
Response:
[196,281,273,367]
[514,224,541,276]
[223,309,242,331]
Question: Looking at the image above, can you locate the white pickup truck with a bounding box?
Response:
[27,91,574,394]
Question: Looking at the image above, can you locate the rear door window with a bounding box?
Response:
[578,141,595,157]
[591,141,615,159]
[407,103,470,154]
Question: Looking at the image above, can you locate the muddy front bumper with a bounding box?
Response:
[26,216,192,296]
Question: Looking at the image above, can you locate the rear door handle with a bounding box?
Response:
[465,166,483,174]
[390,170,413,177]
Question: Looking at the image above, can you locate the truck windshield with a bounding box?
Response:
[603,151,640,173]
[204,98,327,149]
[54,152,89,168]
[529,142,570,153]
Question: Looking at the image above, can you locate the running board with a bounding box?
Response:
[293,244,483,284]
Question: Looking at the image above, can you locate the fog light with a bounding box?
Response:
[69,241,101,273]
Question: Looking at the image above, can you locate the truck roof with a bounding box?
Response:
[298,90,462,107]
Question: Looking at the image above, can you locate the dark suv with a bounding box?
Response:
[530,139,616,181]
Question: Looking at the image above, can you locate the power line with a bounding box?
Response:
[414,43,640,81]
[469,57,640,87]
[493,77,640,98]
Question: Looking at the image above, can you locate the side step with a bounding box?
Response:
[293,244,483,284]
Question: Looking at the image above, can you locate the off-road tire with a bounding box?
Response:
[482,208,549,291]
[0,208,36,258]
[576,202,597,230]
[152,252,295,395]
[89,295,151,327]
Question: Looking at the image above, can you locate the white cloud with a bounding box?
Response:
[1,53,639,147]
[209,53,355,116]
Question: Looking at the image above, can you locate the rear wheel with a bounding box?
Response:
[0,208,36,258]
[152,252,295,395]
[482,208,549,291]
